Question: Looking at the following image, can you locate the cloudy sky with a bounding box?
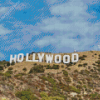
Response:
[0,0,100,61]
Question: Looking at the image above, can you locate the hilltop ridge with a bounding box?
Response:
[0,51,100,100]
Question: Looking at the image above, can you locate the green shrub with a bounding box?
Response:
[62,70,68,77]
[52,64,59,69]
[46,65,51,69]
[15,89,38,100]
[78,64,82,67]
[41,75,56,85]
[8,67,13,70]
[94,53,97,55]
[29,65,44,73]
[46,64,59,69]
[83,55,87,57]
[83,63,88,67]
[40,92,64,100]
[11,61,15,65]
[64,77,71,83]
[74,70,78,73]
[14,73,26,78]
[23,67,27,72]
[70,86,80,94]
[4,70,13,78]
[95,60,100,64]
[61,65,64,68]
[0,66,3,71]
[7,62,10,66]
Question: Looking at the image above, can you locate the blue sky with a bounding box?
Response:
[0,0,100,61]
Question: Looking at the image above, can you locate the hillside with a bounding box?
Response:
[0,51,100,100]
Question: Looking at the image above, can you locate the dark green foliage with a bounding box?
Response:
[64,77,71,83]
[15,89,38,100]
[46,64,59,69]
[11,61,15,65]
[62,70,68,77]
[78,64,82,67]
[34,63,37,65]
[66,62,73,67]
[14,73,26,78]
[46,65,51,69]
[59,82,80,93]
[8,67,13,70]
[23,67,27,72]
[94,53,97,55]
[83,55,87,57]
[7,62,10,66]
[95,60,100,64]
[79,70,89,75]
[29,65,44,73]
[6,70,13,74]
[0,66,3,71]
[89,93,100,99]
[4,70,13,78]
[61,65,64,68]
[79,55,87,60]
[83,63,88,67]
[74,70,78,73]
[52,64,59,69]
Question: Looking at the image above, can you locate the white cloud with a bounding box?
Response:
[82,0,99,4]
[0,7,9,17]
[0,52,5,60]
[3,0,99,52]
[0,1,29,21]
[14,21,40,36]
[0,24,12,35]
[14,2,30,10]
[33,0,100,52]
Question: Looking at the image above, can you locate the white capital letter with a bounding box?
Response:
[17,53,24,62]
[26,53,32,62]
[38,53,44,62]
[72,53,79,62]
[10,54,17,64]
[33,53,38,62]
[46,54,53,63]
[55,55,61,63]
[63,55,70,64]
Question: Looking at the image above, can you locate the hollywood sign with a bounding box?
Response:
[10,53,79,64]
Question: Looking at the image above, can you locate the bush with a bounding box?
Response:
[8,67,13,70]
[0,66,3,71]
[62,70,68,77]
[7,62,10,66]
[52,64,59,69]
[15,89,38,100]
[94,53,97,55]
[61,65,64,68]
[29,65,44,73]
[40,92,64,100]
[4,70,13,78]
[83,55,87,57]
[14,73,26,78]
[70,86,80,94]
[78,64,82,67]
[79,70,90,75]
[95,60,100,64]
[46,65,51,69]
[74,70,78,73]
[11,61,15,65]
[23,68,27,72]
[83,63,88,67]
[46,64,59,69]
[64,77,71,83]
